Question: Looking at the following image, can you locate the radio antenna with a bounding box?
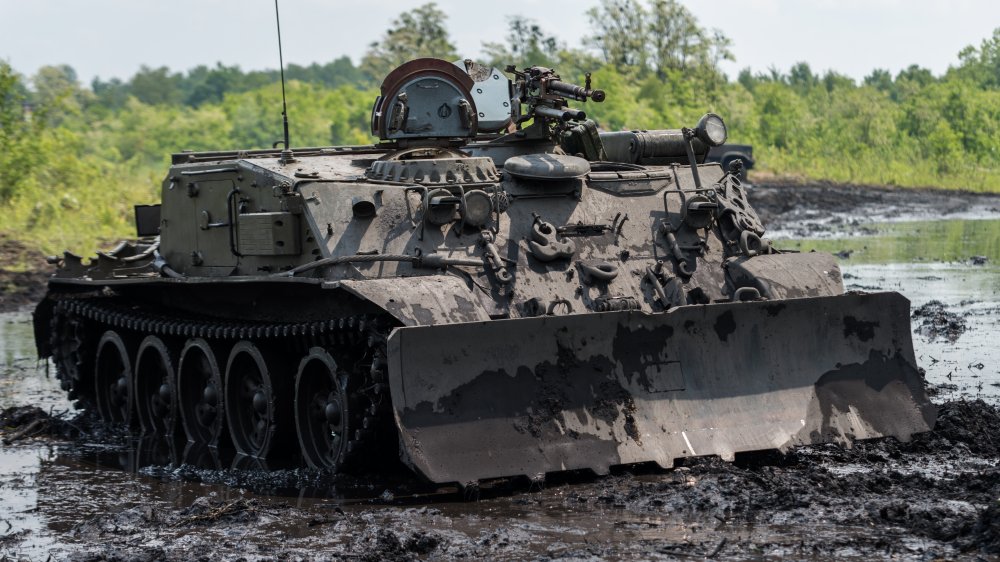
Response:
[274,0,294,163]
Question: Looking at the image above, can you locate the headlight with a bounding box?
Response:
[462,190,493,227]
[695,113,727,146]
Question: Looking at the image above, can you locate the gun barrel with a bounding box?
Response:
[535,105,586,122]
[548,80,606,103]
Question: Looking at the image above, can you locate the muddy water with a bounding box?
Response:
[772,214,1000,403]
[842,262,1000,403]
[1,189,999,560]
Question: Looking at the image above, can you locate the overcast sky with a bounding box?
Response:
[2,0,998,85]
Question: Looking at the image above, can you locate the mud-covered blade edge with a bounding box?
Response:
[387,292,936,485]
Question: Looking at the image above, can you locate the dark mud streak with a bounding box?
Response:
[401,341,627,438]
[843,315,879,342]
[403,366,541,427]
[763,303,786,317]
[612,321,674,390]
[713,310,736,342]
[451,294,482,323]
[409,303,436,326]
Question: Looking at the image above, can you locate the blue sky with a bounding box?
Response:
[2,0,998,84]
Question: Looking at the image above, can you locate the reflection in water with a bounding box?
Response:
[779,217,1000,403]
[841,263,1000,404]
[0,310,73,412]
[778,218,1000,264]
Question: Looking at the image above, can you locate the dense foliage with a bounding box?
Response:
[1,1,998,256]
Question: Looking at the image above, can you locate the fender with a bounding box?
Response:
[333,275,494,326]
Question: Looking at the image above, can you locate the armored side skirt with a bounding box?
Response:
[386,292,936,485]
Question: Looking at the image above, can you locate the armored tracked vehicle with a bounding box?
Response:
[34,58,935,486]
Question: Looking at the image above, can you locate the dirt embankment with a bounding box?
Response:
[748,178,1000,230]
[0,236,51,313]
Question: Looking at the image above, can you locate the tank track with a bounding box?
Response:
[55,297,385,342]
[48,294,395,470]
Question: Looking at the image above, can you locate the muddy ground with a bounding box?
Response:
[749,179,1000,240]
[0,181,998,561]
[0,237,51,313]
[0,394,1000,561]
[2,400,999,561]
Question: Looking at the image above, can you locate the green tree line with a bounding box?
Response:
[2,0,999,256]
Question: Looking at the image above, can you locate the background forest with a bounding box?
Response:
[1,0,999,255]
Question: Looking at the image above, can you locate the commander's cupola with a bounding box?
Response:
[365,58,510,186]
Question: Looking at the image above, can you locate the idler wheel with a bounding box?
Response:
[224,341,292,458]
[94,330,134,426]
[51,312,94,406]
[294,348,352,470]
[134,336,178,436]
[177,338,228,446]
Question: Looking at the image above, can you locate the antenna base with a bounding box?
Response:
[279,149,296,165]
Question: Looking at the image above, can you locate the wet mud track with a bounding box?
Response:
[2,400,999,560]
[1,182,999,560]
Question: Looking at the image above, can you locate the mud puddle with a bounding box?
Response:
[2,399,999,560]
[753,182,1000,403]
[840,263,1000,404]
[1,183,999,560]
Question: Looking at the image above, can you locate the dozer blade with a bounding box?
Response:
[386,292,936,485]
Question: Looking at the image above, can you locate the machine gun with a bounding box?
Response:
[507,65,605,131]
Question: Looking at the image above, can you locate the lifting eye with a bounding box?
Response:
[578,260,619,285]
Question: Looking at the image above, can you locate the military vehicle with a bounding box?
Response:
[33,58,935,486]
[706,143,754,182]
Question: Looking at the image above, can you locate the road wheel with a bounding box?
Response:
[178,339,227,446]
[94,330,134,426]
[294,348,352,470]
[224,341,291,458]
[134,336,178,436]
